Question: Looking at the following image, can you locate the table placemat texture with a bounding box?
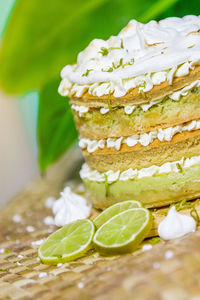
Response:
[0,151,200,300]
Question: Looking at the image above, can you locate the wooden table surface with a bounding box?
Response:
[0,150,200,300]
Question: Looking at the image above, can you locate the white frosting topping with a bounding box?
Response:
[80,155,200,183]
[158,206,196,240]
[59,16,200,98]
[52,187,91,226]
[79,119,200,153]
[71,79,200,116]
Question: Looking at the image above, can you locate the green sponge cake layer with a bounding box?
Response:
[72,88,200,139]
[80,157,200,209]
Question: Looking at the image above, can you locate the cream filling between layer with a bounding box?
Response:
[70,79,200,117]
[79,119,200,153]
[71,104,89,117]
[80,155,200,184]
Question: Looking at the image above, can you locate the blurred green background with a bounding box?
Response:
[0,0,38,155]
[0,0,199,202]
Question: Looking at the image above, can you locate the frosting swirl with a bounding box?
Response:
[59,15,200,98]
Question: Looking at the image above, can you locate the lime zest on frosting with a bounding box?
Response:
[98,47,109,56]
[82,69,94,77]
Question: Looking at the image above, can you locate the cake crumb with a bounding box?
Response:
[47,228,54,233]
[153,262,160,269]
[31,239,45,246]
[43,216,54,225]
[45,197,55,209]
[26,226,35,233]
[77,282,84,289]
[12,214,22,223]
[165,250,174,260]
[57,263,63,267]
[76,184,85,193]
[142,244,153,252]
[38,272,47,278]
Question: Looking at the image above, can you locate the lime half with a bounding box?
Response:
[93,208,152,254]
[38,219,95,265]
[93,200,142,229]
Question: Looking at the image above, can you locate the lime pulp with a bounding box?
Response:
[93,200,142,229]
[38,219,95,265]
[93,208,152,254]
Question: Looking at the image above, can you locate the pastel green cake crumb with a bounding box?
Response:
[83,164,200,209]
[73,88,200,139]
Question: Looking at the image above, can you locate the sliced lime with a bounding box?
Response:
[93,200,142,229]
[93,208,152,254]
[38,219,95,265]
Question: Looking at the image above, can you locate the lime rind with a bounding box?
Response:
[93,208,152,254]
[38,219,95,265]
[93,200,142,229]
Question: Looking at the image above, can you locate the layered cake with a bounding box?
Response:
[59,15,200,209]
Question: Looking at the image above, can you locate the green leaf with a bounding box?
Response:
[140,0,179,23]
[37,78,78,171]
[0,0,181,94]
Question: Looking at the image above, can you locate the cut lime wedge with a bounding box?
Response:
[93,208,152,254]
[38,219,95,265]
[93,200,142,229]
